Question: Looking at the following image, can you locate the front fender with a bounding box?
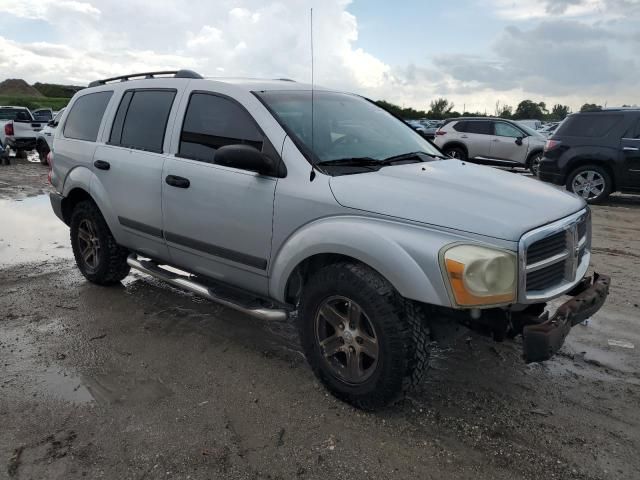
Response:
[62,166,124,243]
[269,216,484,307]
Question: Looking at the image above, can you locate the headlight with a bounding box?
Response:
[441,244,516,307]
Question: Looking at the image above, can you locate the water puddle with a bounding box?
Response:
[0,194,72,267]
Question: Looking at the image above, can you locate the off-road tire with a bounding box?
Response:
[298,262,431,410]
[443,146,467,161]
[566,164,612,205]
[70,200,130,285]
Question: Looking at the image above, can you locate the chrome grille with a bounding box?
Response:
[519,209,591,302]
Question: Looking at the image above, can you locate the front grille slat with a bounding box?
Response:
[526,262,565,291]
[526,231,567,264]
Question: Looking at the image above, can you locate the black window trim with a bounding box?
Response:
[464,119,492,135]
[62,90,114,142]
[176,90,285,176]
[107,87,177,154]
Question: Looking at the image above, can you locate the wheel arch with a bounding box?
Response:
[526,148,543,167]
[269,217,452,307]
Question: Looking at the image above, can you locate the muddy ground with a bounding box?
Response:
[1,158,639,480]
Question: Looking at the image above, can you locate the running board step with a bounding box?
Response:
[127,254,289,321]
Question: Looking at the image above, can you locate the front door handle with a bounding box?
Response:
[165,175,190,189]
[623,146,639,152]
[94,160,110,170]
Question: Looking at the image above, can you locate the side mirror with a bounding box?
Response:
[48,121,57,127]
[215,144,279,176]
[515,137,523,146]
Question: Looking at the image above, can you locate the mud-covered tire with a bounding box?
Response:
[70,200,130,285]
[37,143,49,165]
[298,262,431,410]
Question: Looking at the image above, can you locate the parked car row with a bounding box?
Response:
[405,119,444,139]
[0,105,63,164]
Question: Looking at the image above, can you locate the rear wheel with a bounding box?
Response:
[566,164,611,204]
[70,200,130,285]
[443,146,467,161]
[528,152,543,176]
[298,262,431,410]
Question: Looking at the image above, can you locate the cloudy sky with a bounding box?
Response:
[0,0,638,112]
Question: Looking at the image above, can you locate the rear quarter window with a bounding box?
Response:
[63,91,113,142]
[555,114,623,138]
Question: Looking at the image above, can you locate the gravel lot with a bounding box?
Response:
[1,158,639,480]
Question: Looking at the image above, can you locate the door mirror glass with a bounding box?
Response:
[215,144,277,176]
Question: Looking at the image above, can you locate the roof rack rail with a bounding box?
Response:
[88,69,203,87]
[274,78,296,82]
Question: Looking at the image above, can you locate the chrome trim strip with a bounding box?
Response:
[518,208,590,303]
[525,251,569,273]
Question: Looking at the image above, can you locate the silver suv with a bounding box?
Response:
[433,117,547,174]
[49,70,609,409]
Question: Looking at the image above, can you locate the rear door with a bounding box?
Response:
[462,120,492,158]
[92,87,179,260]
[162,90,278,295]
[621,118,640,190]
[490,121,528,164]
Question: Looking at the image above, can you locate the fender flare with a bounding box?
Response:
[62,166,124,242]
[268,216,453,307]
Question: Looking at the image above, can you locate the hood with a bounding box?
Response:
[329,160,585,241]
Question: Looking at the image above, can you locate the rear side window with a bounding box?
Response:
[453,121,467,132]
[0,108,31,121]
[63,91,113,141]
[556,114,622,138]
[179,93,263,163]
[465,120,492,135]
[109,89,176,153]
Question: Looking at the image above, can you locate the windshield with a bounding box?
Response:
[256,91,444,165]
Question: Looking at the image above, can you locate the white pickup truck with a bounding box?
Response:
[0,106,46,161]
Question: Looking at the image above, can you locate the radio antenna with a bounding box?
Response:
[309,7,317,181]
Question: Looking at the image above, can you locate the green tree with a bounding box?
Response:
[513,100,544,120]
[580,103,602,112]
[497,104,513,119]
[375,100,427,120]
[428,98,454,119]
[550,104,570,121]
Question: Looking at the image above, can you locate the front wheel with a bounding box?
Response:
[298,262,431,410]
[566,165,611,204]
[70,200,130,285]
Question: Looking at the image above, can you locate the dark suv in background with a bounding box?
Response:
[539,109,640,204]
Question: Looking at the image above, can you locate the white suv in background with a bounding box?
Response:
[433,117,547,174]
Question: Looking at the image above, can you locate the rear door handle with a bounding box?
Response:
[165,175,190,189]
[623,146,639,151]
[94,160,110,170]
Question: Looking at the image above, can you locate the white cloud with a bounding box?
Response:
[0,0,639,112]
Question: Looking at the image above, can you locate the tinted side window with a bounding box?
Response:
[453,121,467,132]
[494,122,523,138]
[179,93,263,163]
[110,90,176,153]
[466,120,491,135]
[63,91,113,141]
[556,114,622,138]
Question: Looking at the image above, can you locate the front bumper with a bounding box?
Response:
[519,273,610,362]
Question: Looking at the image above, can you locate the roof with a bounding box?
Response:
[0,105,30,109]
[203,77,317,92]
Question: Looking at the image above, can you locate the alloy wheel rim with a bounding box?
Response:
[78,219,100,272]
[314,296,379,384]
[572,170,605,200]
[532,155,542,176]
[448,150,460,159]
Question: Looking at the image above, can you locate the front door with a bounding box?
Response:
[490,121,528,164]
[162,91,277,295]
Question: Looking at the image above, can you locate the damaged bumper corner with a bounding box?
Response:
[520,273,611,363]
